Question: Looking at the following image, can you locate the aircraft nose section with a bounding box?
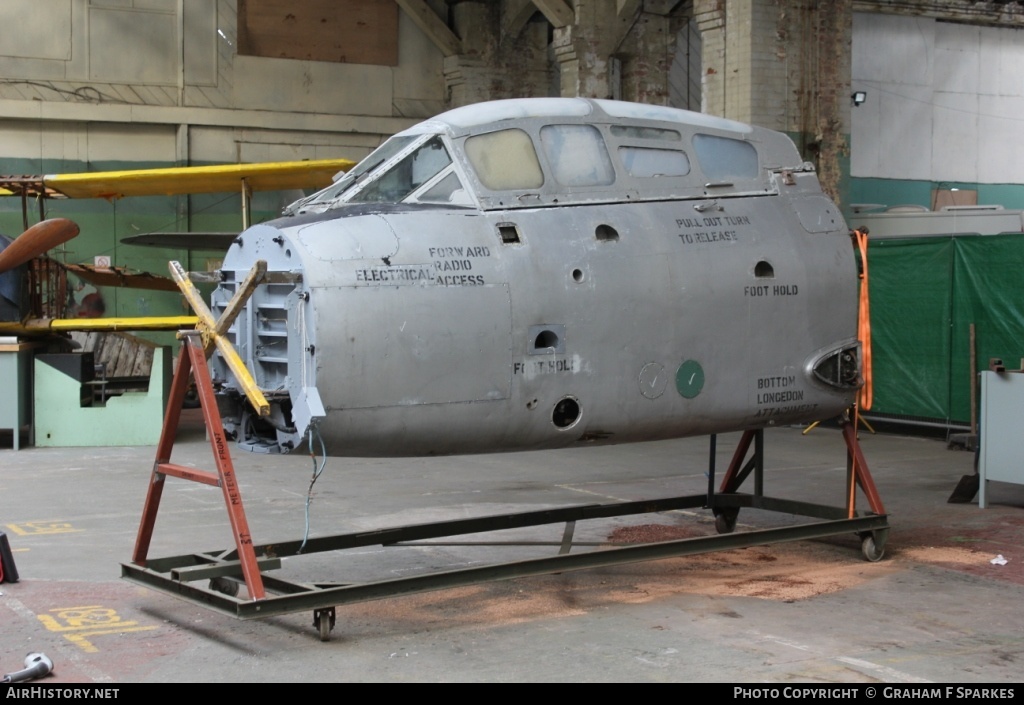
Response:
[213,221,315,453]
[294,214,399,262]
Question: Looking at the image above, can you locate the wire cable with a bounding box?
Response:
[298,424,327,554]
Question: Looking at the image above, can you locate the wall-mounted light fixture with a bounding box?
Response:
[851,91,867,107]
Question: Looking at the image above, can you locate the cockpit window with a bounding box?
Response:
[303,135,418,207]
[465,129,544,190]
[539,124,615,187]
[619,147,690,177]
[692,134,759,180]
[610,125,681,141]
[347,136,452,203]
[418,171,472,206]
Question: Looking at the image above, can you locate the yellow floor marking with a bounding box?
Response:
[37,605,157,653]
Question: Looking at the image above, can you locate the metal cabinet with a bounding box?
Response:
[978,370,1024,508]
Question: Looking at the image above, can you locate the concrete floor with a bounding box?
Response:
[1,412,1023,683]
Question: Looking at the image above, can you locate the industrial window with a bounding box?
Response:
[539,125,615,187]
[692,135,758,180]
[465,129,544,191]
[619,147,690,178]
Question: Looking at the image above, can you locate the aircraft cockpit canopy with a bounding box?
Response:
[292,134,466,212]
[286,98,806,215]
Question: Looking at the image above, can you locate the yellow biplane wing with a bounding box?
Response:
[0,157,356,336]
[0,316,199,334]
[0,158,355,201]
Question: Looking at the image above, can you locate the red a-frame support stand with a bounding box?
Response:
[130,332,266,600]
[718,420,886,519]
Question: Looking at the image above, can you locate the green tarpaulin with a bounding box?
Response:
[867,234,1024,425]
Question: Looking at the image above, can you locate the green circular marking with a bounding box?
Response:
[675,360,705,399]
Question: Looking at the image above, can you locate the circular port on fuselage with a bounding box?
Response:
[552,396,581,429]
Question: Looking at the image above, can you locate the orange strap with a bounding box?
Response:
[854,229,872,410]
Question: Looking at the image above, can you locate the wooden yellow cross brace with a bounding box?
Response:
[169,260,270,417]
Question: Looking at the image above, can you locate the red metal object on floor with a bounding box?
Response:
[130,332,265,600]
[842,417,887,517]
[718,416,886,518]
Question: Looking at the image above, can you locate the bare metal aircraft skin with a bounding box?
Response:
[211,98,860,456]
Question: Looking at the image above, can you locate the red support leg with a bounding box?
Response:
[132,337,194,565]
[719,429,756,494]
[188,336,265,600]
[841,418,887,516]
[130,333,266,601]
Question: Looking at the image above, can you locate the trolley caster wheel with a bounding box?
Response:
[209,577,240,597]
[861,535,885,562]
[314,607,336,642]
[714,509,739,534]
[182,385,201,409]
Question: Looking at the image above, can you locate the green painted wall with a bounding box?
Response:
[847,177,1024,222]
[782,129,1024,223]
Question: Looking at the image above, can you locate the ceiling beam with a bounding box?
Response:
[853,1,1024,28]
[609,0,643,52]
[394,0,463,57]
[640,0,682,15]
[503,0,537,39]
[618,0,641,16]
[532,0,575,28]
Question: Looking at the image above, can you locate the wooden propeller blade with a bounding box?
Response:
[0,218,80,274]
